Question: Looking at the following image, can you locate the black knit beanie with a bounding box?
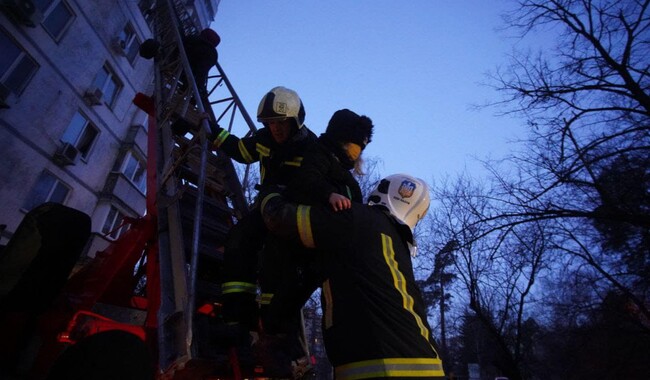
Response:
[325,109,374,148]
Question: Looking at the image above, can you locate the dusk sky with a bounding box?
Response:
[211,1,547,183]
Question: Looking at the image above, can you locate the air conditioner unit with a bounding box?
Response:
[0,82,14,109]
[0,0,43,27]
[54,142,79,166]
[111,37,127,56]
[84,86,103,106]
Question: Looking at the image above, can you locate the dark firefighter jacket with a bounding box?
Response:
[260,194,445,380]
[285,136,363,206]
[212,125,317,191]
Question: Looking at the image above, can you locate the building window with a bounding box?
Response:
[102,205,129,239]
[204,0,215,18]
[0,28,39,95]
[61,111,99,159]
[22,171,70,211]
[91,64,121,108]
[138,0,155,28]
[121,151,147,193]
[34,0,75,41]
[116,23,141,64]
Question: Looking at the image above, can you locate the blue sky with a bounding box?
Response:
[212,1,536,183]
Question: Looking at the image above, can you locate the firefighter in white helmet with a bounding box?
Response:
[213,87,317,342]
[260,174,446,380]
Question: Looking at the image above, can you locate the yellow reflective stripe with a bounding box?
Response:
[221,281,257,295]
[260,193,281,213]
[213,129,230,148]
[297,205,315,248]
[256,143,270,156]
[256,143,270,182]
[237,140,254,163]
[323,279,333,329]
[259,293,274,305]
[284,156,303,167]
[335,357,445,379]
[381,234,438,356]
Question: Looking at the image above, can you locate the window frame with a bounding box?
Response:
[101,205,129,240]
[117,23,141,65]
[121,150,147,194]
[61,111,99,160]
[0,27,39,95]
[35,0,75,42]
[22,170,71,211]
[137,0,155,29]
[91,64,122,108]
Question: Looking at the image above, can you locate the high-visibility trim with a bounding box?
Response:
[296,205,315,248]
[238,141,254,163]
[221,281,257,295]
[260,193,281,213]
[381,234,438,356]
[256,143,270,156]
[256,143,270,183]
[213,129,230,148]
[259,293,274,305]
[323,279,333,329]
[283,156,303,167]
[335,357,445,379]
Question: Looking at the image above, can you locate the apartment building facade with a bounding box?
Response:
[0,0,220,256]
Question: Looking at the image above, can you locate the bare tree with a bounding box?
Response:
[429,175,550,380]
[474,0,650,323]
[426,1,650,377]
[353,155,383,200]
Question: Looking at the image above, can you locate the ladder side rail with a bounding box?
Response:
[150,0,199,372]
[157,0,218,363]
[214,62,257,133]
[202,63,259,216]
[171,0,198,37]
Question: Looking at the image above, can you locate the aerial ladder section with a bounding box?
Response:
[0,0,289,379]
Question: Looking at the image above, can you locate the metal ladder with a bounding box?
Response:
[148,0,257,376]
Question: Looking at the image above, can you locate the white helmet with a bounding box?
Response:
[257,86,305,129]
[368,174,430,231]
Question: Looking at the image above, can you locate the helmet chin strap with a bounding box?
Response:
[408,241,418,258]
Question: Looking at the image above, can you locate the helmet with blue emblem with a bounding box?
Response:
[368,174,430,231]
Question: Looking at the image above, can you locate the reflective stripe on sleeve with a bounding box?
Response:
[296,205,315,248]
[213,129,230,148]
[335,357,445,379]
[238,141,254,163]
[256,143,270,156]
[284,156,303,167]
[260,193,281,213]
[221,281,257,295]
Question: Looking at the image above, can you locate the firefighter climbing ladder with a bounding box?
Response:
[1,1,311,378]
[146,0,258,376]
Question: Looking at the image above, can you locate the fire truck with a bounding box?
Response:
[0,0,312,378]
